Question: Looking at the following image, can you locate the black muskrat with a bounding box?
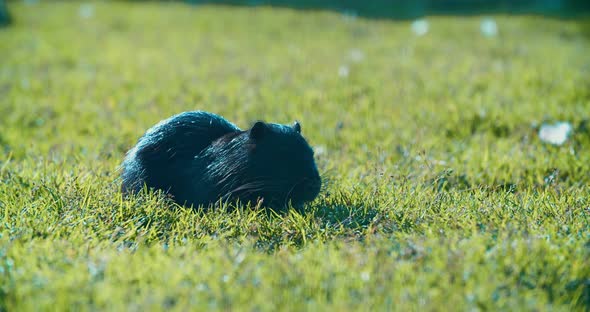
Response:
[120,111,322,209]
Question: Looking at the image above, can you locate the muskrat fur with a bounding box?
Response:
[120,111,321,209]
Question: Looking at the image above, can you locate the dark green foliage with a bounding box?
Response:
[185,0,590,18]
[0,0,11,26]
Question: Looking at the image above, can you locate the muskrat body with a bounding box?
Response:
[121,111,321,209]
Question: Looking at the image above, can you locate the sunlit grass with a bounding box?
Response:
[1,2,589,310]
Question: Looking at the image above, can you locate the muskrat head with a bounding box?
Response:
[239,120,322,209]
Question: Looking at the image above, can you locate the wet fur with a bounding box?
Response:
[121,111,321,210]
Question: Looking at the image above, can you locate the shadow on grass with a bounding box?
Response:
[310,189,409,234]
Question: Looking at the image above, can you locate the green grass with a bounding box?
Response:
[1,1,589,310]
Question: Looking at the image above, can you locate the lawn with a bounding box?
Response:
[1,1,589,311]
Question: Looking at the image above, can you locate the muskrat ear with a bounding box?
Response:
[293,121,301,133]
[250,121,267,139]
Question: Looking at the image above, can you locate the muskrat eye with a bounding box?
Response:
[293,121,301,133]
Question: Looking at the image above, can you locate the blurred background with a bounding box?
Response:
[2,0,590,23]
[1,0,589,181]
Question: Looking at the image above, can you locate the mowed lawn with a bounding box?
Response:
[1,2,589,310]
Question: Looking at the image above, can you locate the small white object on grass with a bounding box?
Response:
[538,122,573,146]
[411,19,429,36]
[480,18,498,37]
[79,3,94,19]
[348,49,364,63]
[314,145,327,157]
[338,65,350,78]
[360,271,370,282]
